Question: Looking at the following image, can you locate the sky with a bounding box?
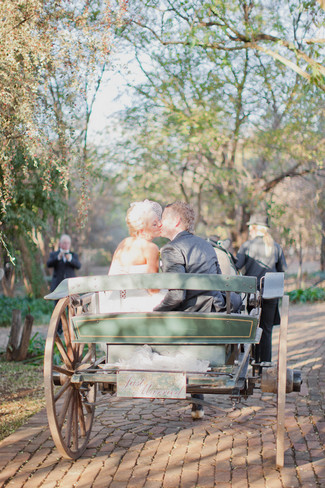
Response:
[87,53,145,143]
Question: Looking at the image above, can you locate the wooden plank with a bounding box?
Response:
[45,273,257,300]
[276,295,289,468]
[71,312,259,345]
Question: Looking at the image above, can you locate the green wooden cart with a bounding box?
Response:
[44,272,301,466]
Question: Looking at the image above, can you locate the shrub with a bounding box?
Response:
[0,296,53,327]
[287,287,325,303]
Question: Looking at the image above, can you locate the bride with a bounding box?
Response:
[99,199,166,313]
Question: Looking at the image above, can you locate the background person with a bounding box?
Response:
[235,213,287,364]
[47,234,81,292]
[47,234,81,334]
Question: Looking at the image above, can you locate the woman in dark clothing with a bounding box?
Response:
[236,214,287,363]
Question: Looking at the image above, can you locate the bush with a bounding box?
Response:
[287,287,325,303]
[0,296,53,327]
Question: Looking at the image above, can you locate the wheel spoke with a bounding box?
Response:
[80,345,96,366]
[73,391,79,450]
[58,388,73,429]
[54,380,71,402]
[55,335,74,369]
[53,365,73,376]
[61,310,74,362]
[65,395,74,447]
[75,343,85,364]
[77,393,87,437]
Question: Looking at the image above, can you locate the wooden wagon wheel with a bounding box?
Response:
[44,297,96,459]
[276,294,289,468]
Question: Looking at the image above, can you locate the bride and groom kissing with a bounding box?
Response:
[104,199,242,419]
[107,199,241,315]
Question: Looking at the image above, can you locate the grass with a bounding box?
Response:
[0,355,45,441]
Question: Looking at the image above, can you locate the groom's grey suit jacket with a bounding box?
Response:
[153,230,226,312]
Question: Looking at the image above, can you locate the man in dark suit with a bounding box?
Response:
[153,202,226,313]
[47,234,81,334]
[47,234,81,292]
[153,201,232,419]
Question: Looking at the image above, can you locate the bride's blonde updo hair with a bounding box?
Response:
[126,200,162,236]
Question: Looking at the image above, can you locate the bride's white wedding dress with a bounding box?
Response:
[98,264,166,313]
[96,264,213,372]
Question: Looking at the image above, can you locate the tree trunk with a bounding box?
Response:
[6,309,22,360]
[297,229,303,288]
[321,219,325,272]
[1,265,15,297]
[16,314,34,361]
[6,310,34,361]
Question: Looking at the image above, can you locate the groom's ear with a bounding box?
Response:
[175,216,182,228]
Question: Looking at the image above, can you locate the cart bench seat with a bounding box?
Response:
[45,272,260,346]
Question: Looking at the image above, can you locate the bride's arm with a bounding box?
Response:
[145,243,160,293]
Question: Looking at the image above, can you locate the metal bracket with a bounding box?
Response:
[261,272,284,299]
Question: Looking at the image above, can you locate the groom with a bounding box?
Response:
[153,201,240,419]
[153,201,227,313]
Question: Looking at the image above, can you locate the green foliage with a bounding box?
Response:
[0,1,127,295]
[92,249,112,266]
[25,332,47,365]
[287,287,325,303]
[0,296,53,327]
[0,146,67,255]
[26,333,63,366]
[0,146,67,297]
[106,0,325,252]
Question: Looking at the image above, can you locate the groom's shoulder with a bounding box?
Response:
[166,231,207,248]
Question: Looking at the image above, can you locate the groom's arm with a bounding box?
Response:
[153,245,186,311]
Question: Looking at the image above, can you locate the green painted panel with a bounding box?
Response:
[45,273,257,300]
[71,312,258,345]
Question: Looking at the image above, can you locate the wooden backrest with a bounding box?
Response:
[45,273,257,300]
[46,273,260,346]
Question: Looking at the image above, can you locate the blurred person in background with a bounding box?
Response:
[235,214,287,364]
[47,234,81,292]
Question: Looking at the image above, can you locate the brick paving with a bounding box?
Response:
[0,302,324,487]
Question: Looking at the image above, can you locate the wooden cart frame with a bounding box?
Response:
[44,272,301,466]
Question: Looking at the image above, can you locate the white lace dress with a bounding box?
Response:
[98,264,166,313]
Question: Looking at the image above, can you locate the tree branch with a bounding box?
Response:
[262,166,318,193]
[130,17,325,90]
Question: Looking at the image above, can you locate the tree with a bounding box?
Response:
[103,0,325,265]
[0,0,128,295]
[127,0,325,90]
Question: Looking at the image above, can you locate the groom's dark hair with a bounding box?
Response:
[165,201,195,233]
